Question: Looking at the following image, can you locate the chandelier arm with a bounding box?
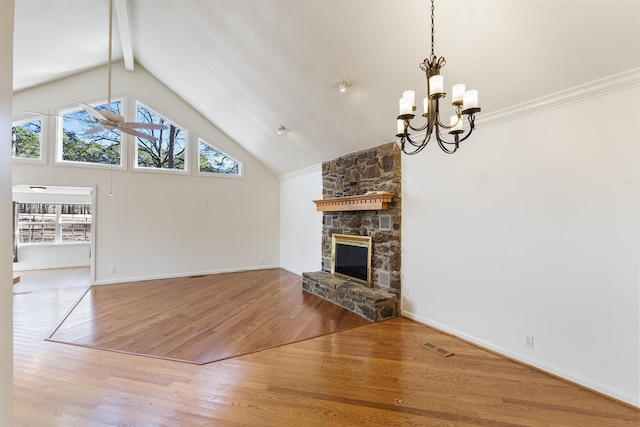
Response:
[433,99,461,130]
[403,128,433,148]
[435,127,459,154]
[456,127,475,143]
[435,134,457,154]
[407,119,430,133]
[403,138,424,149]
[436,115,459,130]
[434,123,461,146]
[456,114,477,143]
[399,136,430,155]
[439,139,458,154]
[397,120,435,154]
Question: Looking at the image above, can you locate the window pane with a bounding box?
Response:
[60,204,92,242]
[62,102,122,165]
[61,223,91,242]
[16,203,91,244]
[19,223,55,244]
[198,140,240,175]
[59,204,92,221]
[12,119,42,159]
[17,203,55,220]
[136,103,186,170]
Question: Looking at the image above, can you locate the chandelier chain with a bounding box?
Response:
[430,0,435,56]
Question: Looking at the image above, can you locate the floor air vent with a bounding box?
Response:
[422,342,454,357]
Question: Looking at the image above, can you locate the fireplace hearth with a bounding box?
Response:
[302,271,398,321]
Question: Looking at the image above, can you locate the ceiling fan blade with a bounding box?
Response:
[78,102,109,122]
[120,127,159,142]
[120,122,168,130]
[101,110,125,123]
[82,126,105,135]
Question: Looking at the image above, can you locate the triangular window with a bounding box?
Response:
[198,139,241,176]
[135,102,187,171]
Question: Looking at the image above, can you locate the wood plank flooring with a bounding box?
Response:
[47,269,370,364]
[13,268,640,426]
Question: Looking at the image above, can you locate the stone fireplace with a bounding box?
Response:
[302,142,401,321]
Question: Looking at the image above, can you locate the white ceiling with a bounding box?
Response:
[13,0,640,176]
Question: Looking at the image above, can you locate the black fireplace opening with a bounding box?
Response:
[334,243,368,283]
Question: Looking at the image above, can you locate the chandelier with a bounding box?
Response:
[396,0,481,155]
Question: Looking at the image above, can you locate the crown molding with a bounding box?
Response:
[279,163,321,180]
[477,68,640,128]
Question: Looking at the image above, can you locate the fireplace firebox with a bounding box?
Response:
[331,234,372,285]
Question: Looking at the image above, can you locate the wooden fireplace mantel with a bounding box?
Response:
[313,192,395,212]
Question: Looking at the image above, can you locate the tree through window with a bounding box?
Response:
[12,118,42,160]
[135,103,186,170]
[198,139,240,175]
[16,203,91,244]
[59,101,122,165]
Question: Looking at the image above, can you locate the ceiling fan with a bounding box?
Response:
[78,0,166,142]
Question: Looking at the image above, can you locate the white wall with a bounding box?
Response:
[402,82,639,406]
[13,64,280,284]
[0,0,14,423]
[279,165,322,275]
[14,245,90,271]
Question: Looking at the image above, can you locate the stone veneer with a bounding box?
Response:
[302,142,401,321]
[302,271,398,321]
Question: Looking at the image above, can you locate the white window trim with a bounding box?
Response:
[16,203,92,246]
[55,97,127,169]
[12,114,47,165]
[133,101,190,174]
[195,137,244,179]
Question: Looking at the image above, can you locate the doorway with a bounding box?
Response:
[12,185,96,287]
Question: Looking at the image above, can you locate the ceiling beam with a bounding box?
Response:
[113,0,134,71]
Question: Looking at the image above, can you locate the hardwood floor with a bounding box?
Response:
[47,269,371,364]
[14,268,639,426]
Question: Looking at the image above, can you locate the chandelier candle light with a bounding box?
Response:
[396,0,481,154]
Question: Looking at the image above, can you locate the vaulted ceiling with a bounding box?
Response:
[13,0,640,175]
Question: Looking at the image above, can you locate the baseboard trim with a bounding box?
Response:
[13,263,90,272]
[93,265,281,285]
[401,310,639,409]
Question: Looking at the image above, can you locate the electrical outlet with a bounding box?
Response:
[525,336,534,348]
[110,267,116,274]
